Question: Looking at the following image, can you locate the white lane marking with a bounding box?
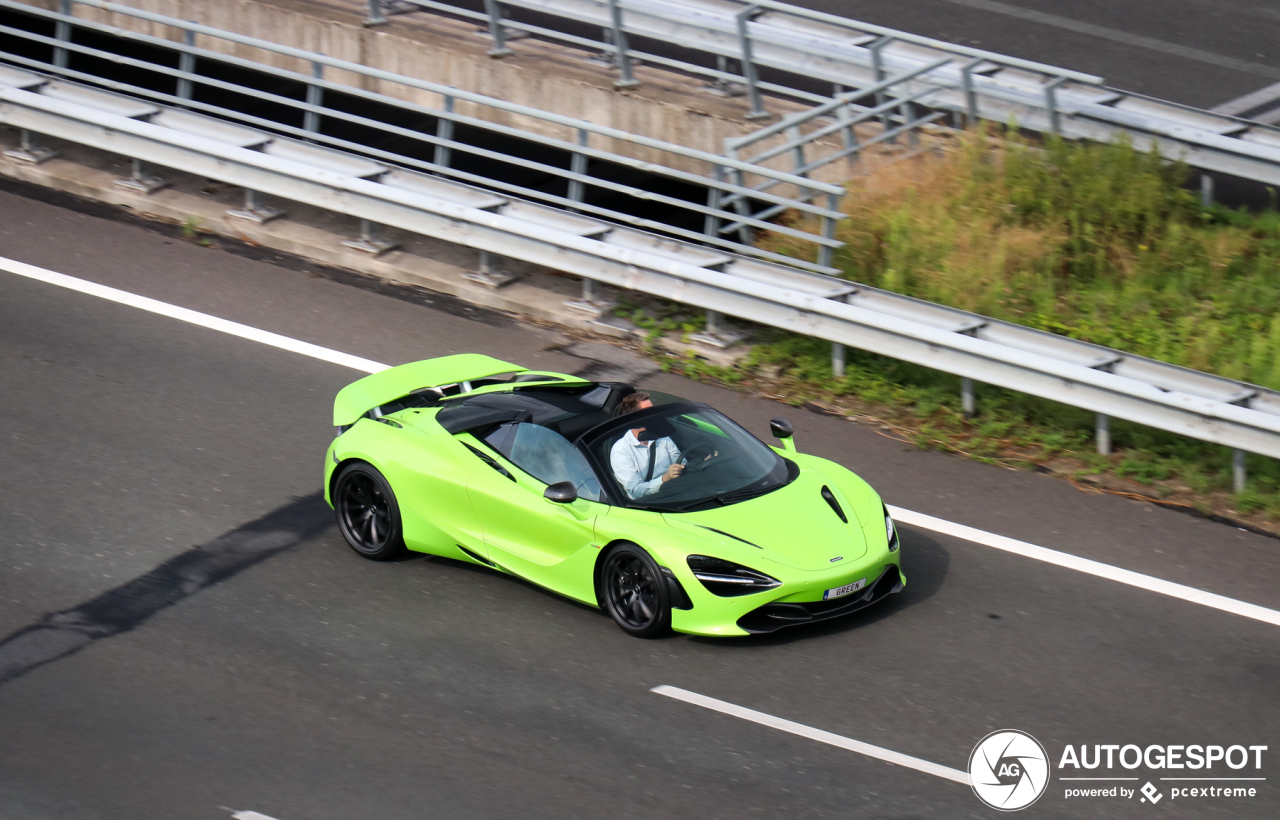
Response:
[231,812,282,820]
[8,257,1280,629]
[929,0,1280,80]
[1212,80,1280,116]
[652,685,970,784]
[890,506,1280,628]
[0,256,386,375]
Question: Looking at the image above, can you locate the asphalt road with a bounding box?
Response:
[783,0,1280,109]
[1,182,1278,819]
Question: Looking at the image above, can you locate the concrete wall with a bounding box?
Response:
[14,0,854,185]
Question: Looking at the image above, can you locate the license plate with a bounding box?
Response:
[823,577,867,600]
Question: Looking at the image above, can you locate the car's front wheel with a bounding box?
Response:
[333,463,405,561]
[600,543,671,638]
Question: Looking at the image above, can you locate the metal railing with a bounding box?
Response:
[0,0,849,272]
[717,60,951,241]
[6,80,1280,491]
[371,0,1280,194]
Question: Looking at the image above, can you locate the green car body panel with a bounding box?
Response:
[326,357,903,637]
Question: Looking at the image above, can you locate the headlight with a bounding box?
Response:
[883,504,899,552]
[686,555,781,597]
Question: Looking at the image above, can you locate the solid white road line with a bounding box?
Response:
[889,506,1280,629]
[0,256,387,375]
[7,257,1280,629]
[231,812,282,820]
[652,685,971,785]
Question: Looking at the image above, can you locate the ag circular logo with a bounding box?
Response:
[969,730,1051,811]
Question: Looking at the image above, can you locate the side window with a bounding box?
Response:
[506,423,603,502]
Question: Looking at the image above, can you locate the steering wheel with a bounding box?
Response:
[682,445,737,475]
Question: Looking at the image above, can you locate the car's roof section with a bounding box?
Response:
[333,354,525,426]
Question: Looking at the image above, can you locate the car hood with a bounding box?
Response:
[661,467,867,571]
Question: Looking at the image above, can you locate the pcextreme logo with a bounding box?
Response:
[969,730,1051,811]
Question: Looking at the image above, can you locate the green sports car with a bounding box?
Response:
[325,354,903,637]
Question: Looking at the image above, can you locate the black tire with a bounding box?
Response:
[599,543,672,638]
[333,463,406,561]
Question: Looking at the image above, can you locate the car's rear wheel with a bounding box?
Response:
[600,543,671,638]
[333,463,405,561]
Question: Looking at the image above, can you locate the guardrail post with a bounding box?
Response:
[818,191,839,270]
[567,127,589,208]
[1044,76,1068,136]
[691,309,745,348]
[565,276,615,316]
[365,0,387,26]
[176,28,196,105]
[1096,413,1111,455]
[366,0,438,26]
[786,124,810,202]
[468,250,517,288]
[839,100,859,158]
[704,163,724,239]
[961,377,975,418]
[869,37,894,141]
[483,0,514,58]
[304,60,324,135]
[434,94,454,170]
[5,129,59,164]
[343,219,400,256]
[605,0,640,88]
[960,57,981,127]
[1234,449,1247,494]
[1200,172,1215,207]
[54,0,72,70]
[903,101,919,147]
[735,6,769,120]
[115,158,168,194]
[703,55,744,97]
[227,188,284,224]
[723,144,754,246]
[832,340,846,378]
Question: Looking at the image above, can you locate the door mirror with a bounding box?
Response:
[544,481,578,504]
[769,418,794,439]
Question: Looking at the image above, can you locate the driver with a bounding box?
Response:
[609,392,684,499]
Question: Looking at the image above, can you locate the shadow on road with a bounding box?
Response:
[0,493,330,688]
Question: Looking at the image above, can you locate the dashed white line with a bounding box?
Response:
[652,685,970,784]
[7,256,1280,630]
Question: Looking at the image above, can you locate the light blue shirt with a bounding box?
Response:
[609,429,681,498]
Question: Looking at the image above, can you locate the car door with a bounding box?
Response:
[464,422,606,585]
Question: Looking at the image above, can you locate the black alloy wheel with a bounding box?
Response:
[600,543,672,638]
[334,463,405,560]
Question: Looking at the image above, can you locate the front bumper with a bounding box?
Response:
[735,565,904,634]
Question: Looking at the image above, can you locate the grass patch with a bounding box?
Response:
[768,128,1280,388]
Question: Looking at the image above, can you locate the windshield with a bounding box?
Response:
[589,405,792,511]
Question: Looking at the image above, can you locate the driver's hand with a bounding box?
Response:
[661,463,684,482]
[704,450,718,461]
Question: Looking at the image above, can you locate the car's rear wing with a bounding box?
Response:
[333,354,526,427]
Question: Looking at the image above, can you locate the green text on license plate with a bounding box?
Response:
[823,577,867,600]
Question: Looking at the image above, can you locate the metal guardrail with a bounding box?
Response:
[0,0,849,273]
[5,76,1280,491]
[375,0,1280,194]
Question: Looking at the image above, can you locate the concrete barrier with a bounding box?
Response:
[12,0,851,178]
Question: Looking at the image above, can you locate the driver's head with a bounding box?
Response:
[615,391,652,418]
